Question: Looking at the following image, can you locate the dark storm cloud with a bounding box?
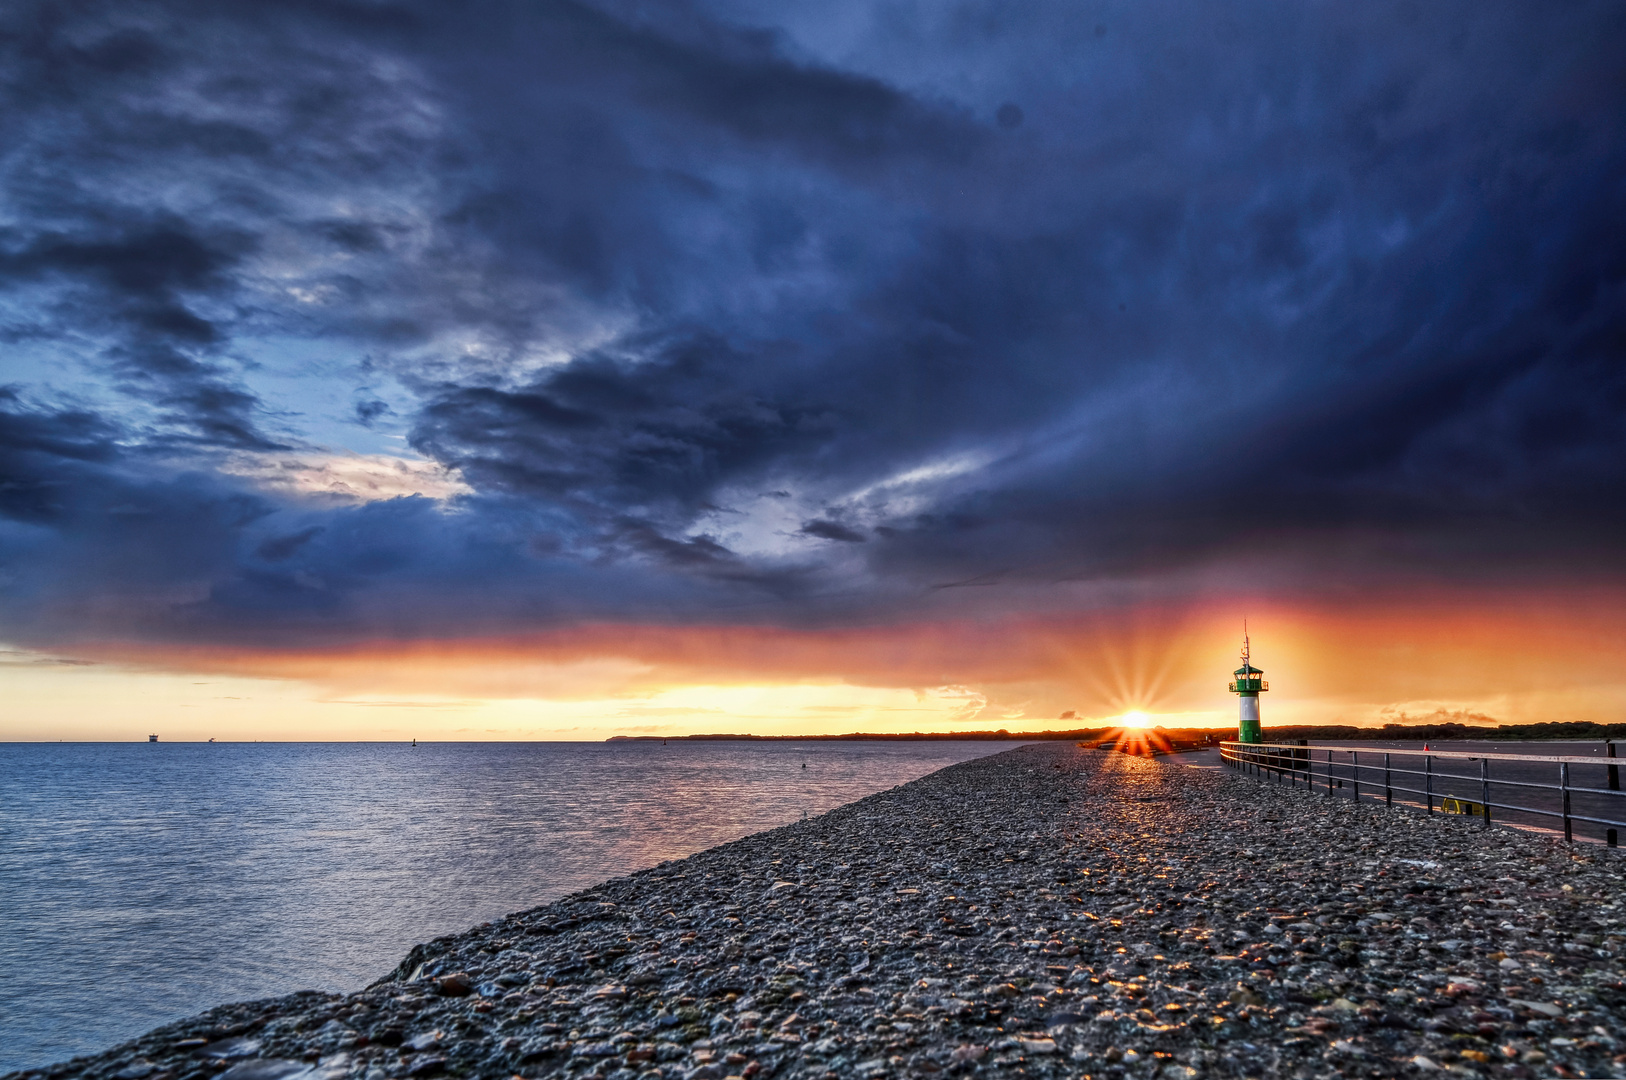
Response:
[0,219,284,449]
[0,389,119,522]
[0,0,437,451]
[0,393,275,630]
[411,333,836,521]
[801,520,867,544]
[0,393,779,646]
[256,526,324,562]
[430,0,985,168]
[1,0,1624,647]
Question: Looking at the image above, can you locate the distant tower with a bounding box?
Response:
[1228,625,1267,743]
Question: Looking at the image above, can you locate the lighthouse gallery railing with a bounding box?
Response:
[1219,740,1625,847]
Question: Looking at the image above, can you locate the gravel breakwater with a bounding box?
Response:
[12,744,1623,1080]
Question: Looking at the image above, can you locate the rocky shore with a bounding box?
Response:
[12,745,1624,1080]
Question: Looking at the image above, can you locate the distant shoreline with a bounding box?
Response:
[607,730,1111,742]
[608,719,1626,743]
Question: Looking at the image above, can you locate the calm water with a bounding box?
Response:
[0,740,1002,1074]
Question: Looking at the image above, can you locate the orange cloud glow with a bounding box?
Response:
[8,582,1623,741]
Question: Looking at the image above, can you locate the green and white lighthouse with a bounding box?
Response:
[1228,626,1267,743]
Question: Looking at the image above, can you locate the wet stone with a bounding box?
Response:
[197,1042,260,1063]
[11,745,1625,1080]
[435,973,472,998]
[217,1063,311,1080]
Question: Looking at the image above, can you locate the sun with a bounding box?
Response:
[1121,710,1150,728]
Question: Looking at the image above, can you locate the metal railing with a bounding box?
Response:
[1220,740,1625,847]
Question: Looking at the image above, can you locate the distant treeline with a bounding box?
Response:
[608,719,1626,743]
[609,728,1216,743]
[607,729,1121,742]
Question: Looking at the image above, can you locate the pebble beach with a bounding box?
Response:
[13,744,1624,1080]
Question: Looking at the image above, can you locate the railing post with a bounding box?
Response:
[1221,743,1623,843]
[1609,740,1619,792]
[1561,762,1572,843]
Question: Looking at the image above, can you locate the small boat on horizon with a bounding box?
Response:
[148,734,158,743]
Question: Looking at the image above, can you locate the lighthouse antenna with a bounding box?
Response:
[1241,619,1250,667]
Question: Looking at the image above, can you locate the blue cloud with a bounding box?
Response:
[1,0,1623,647]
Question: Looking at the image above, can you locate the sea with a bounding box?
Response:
[0,739,1004,1075]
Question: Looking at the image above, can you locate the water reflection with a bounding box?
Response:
[0,739,1002,1072]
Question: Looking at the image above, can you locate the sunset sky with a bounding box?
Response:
[2,1,1623,740]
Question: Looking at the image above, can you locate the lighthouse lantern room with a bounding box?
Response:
[1228,627,1268,744]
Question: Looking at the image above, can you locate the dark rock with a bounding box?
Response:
[197,1042,258,1062]
[435,973,471,997]
[217,1063,310,1080]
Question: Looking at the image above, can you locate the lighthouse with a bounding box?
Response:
[1228,626,1267,743]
